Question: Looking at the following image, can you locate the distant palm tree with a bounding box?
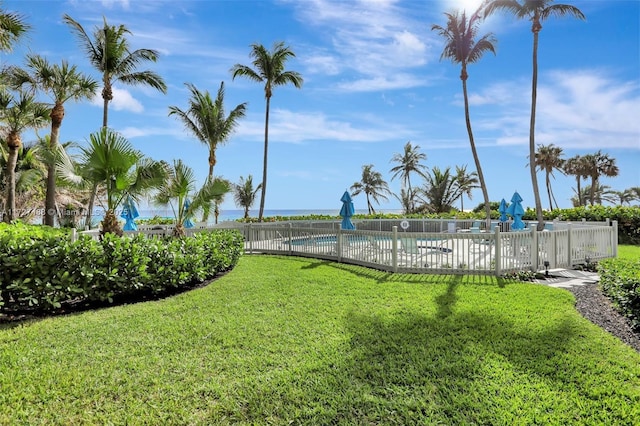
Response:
[432,8,496,225]
[0,89,49,222]
[154,159,230,237]
[231,42,303,222]
[483,0,585,228]
[0,140,45,221]
[234,175,262,219]
[453,164,479,211]
[582,151,619,206]
[350,164,390,215]
[64,14,167,228]
[169,81,246,221]
[0,6,30,52]
[630,187,640,204]
[563,154,589,207]
[393,187,416,215]
[420,166,459,214]
[8,54,98,226]
[58,128,167,236]
[608,189,636,206]
[533,143,564,211]
[389,141,428,213]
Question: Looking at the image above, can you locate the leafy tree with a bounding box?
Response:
[432,8,495,225]
[563,154,589,207]
[154,159,230,237]
[0,89,49,222]
[234,174,262,219]
[0,6,30,52]
[393,187,417,215]
[453,164,479,211]
[533,143,564,210]
[0,140,45,221]
[582,151,619,206]
[231,42,303,222]
[8,54,98,226]
[419,166,459,214]
[483,0,585,228]
[169,81,246,221]
[350,164,390,215]
[64,14,167,228]
[58,128,167,236]
[389,141,428,213]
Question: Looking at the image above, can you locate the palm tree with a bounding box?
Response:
[393,187,417,215]
[154,159,230,237]
[234,175,262,219]
[63,14,167,228]
[389,141,428,213]
[563,154,589,207]
[533,143,564,211]
[483,0,585,228]
[0,140,45,221]
[350,164,390,215]
[0,6,30,53]
[58,128,167,236]
[168,81,246,221]
[8,54,98,226]
[608,189,636,206]
[231,42,303,222]
[582,151,619,206]
[420,166,460,214]
[0,89,49,222]
[432,8,496,226]
[453,164,479,211]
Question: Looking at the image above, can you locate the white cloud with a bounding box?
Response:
[91,87,144,113]
[467,70,640,149]
[235,109,414,144]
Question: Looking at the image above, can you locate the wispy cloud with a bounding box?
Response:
[90,86,144,113]
[465,70,640,149]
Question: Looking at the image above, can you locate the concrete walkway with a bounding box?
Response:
[533,268,600,288]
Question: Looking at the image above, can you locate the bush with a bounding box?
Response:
[598,257,640,331]
[0,225,243,314]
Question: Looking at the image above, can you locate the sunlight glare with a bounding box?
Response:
[445,0,486,13]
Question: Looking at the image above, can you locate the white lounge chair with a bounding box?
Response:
[399,237,430,267]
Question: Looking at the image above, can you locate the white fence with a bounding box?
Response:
[229,219,617,275]
[74,219,617,276]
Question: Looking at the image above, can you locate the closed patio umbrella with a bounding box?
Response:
[339,190,355,230]
[506,191,526,230]
[183,198,195,228]
[120,196,139,231]
[498,198,508,222]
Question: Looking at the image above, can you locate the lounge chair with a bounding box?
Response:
[399,237,431,267]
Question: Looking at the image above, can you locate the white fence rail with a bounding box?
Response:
[73,219,617,276]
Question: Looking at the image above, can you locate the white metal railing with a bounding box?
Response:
[233,219,617,275]
[71,218,617,276]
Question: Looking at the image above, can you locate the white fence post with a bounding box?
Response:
[494,227,501,276]
[392,226,398,273]
[70,228,77,243]
[567,223,572,266]
[612,220,618,258]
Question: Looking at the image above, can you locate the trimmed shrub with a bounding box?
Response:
[599,257,640,331]
[0,225,243,314]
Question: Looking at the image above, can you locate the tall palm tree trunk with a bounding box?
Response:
[4,146,19,223]
[546,173,553,211]
[530,20,544,230]
[576,176,583,206]
[461,72,491,226]
[45,103,64,226]
[258,96,271,222]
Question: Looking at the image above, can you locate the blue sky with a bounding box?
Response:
[4,0,639,213]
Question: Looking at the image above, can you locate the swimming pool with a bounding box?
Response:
[288,234,453,253]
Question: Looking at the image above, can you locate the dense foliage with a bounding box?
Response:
[599,257,640,331]
[0,223,243,314]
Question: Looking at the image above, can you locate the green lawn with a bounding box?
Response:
[618,244,640,260]
[1,255,639,425]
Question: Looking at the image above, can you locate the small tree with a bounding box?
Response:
[234,175,262,219]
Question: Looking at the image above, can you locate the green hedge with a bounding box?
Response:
[598,257,640,331]
[0,224,244,314]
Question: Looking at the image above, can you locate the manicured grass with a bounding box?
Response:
[618,244,640,260]
[1,255,639,425]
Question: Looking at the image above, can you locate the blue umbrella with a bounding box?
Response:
[339,190,355,230]
[183,198,195,228]
[120,196,139,231]
[498,198,508,222]
[506,191,526,230]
